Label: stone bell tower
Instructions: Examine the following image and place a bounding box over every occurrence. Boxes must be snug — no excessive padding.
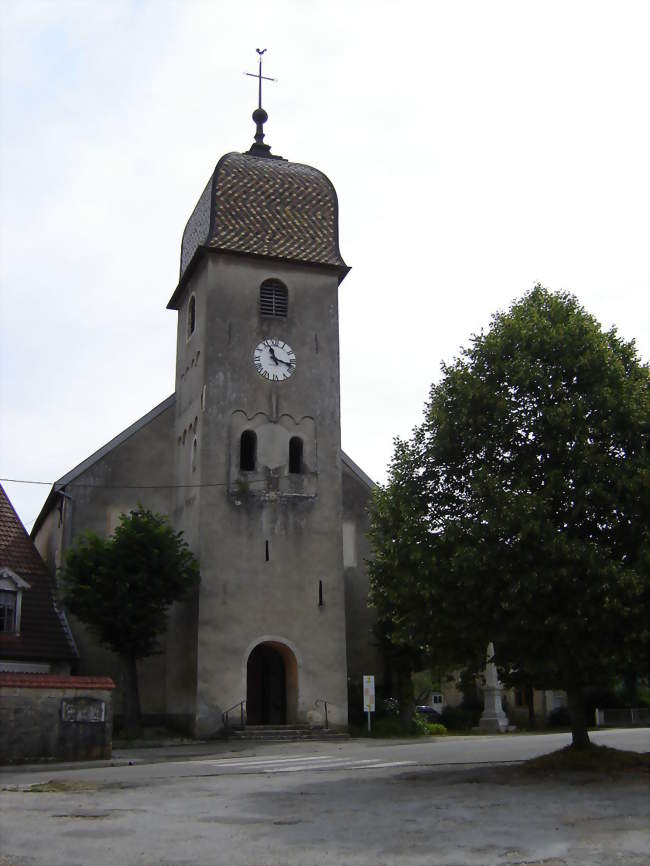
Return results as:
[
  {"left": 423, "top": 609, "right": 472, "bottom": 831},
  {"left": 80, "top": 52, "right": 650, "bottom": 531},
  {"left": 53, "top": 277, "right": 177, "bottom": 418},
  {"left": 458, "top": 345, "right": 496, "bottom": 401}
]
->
[{"left": 166, "top": 75, "right": 351, "bottom": 736}]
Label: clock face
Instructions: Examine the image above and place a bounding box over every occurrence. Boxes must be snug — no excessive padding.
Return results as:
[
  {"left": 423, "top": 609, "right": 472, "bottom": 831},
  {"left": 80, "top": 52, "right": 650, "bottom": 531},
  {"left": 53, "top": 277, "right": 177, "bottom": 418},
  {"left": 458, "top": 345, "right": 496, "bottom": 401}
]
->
[{"left": 253, "top": 338, "right": 296, "bottom": 381}]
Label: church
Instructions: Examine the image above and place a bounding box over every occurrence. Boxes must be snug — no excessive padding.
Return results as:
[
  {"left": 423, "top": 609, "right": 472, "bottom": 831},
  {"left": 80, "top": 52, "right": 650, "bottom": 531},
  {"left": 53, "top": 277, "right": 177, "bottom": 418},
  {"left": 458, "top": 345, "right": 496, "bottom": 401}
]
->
[{"left": 32, "top": 88, "right": 383, "bottom": 737}]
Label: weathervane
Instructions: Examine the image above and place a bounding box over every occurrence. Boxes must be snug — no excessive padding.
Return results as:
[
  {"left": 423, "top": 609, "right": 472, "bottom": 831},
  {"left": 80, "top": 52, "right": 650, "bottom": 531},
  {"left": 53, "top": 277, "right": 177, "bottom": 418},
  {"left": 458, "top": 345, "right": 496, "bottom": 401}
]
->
[{"left": 245, "top": 48, "right": 278, "bottom": 157}]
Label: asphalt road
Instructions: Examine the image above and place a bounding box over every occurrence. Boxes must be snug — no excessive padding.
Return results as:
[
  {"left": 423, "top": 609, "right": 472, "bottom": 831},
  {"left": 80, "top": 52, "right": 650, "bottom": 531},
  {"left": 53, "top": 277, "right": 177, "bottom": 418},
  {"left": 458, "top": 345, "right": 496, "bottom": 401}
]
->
[{"left": 1, "top": 728, "right": 649, "bottom": 866}]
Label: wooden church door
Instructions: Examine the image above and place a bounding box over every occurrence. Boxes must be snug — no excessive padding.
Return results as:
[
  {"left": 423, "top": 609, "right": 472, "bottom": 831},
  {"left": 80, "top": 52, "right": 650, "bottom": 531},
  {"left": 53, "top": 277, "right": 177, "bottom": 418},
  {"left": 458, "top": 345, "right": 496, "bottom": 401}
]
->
[{"left": 246, "top": 643, "right": 287, "bottom": 725}]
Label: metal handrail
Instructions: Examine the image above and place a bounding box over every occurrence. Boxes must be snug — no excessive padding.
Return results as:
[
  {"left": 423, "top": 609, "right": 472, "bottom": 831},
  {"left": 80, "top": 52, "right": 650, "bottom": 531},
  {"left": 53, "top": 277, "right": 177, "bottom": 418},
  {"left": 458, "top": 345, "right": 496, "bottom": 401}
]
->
[
  {"left": 222, "top": 699, "right": 246, "bottom": 730},
  {"left": 314, "top": 698, "right": 330, "bottom": 729}
]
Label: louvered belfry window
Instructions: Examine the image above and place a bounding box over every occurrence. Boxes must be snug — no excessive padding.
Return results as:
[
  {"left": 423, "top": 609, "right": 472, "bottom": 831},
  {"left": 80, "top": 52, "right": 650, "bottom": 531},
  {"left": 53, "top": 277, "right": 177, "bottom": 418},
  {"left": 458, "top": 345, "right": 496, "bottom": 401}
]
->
[{"left": 260, "top": 279, "right": 288, "bottom": 318}]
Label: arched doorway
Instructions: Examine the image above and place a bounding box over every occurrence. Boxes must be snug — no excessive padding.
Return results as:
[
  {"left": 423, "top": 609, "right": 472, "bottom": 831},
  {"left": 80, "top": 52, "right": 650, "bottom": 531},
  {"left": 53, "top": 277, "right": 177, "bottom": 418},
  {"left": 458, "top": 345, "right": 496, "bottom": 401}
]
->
[{"left": 246, "top": 641, "right": 297, "bottom": 725}]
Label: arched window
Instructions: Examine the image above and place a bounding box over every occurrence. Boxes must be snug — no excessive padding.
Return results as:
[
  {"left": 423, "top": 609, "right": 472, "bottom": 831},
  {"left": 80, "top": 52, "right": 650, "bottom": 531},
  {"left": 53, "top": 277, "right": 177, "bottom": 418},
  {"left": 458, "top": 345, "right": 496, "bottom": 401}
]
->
[
  {"left": 187, "top": 294, "right": 196, "bottom": 339},
  {"left": 289, "top": 436, "right": 303, "bottom": 474},
  {"left": 240, "top": 430, "right": 257, "bottom": 471},
  {"left": 191, "top": 436, "right": 198, "bottom": 472},
  {"left": 260, "top": 279, "right": 288, "bottom": 318}
]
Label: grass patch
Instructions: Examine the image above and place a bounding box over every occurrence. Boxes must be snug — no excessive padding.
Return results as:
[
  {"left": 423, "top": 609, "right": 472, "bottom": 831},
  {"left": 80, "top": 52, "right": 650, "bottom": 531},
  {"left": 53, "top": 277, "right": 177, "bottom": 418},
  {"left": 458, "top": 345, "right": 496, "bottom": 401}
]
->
[
  {"left": 523, "top": 744, "right": 650, "bottom": 774},
  {"left": 350, "top": 718, "right": 413, "bottom": 738},
  {"left": 350, "top": 717, "right": 447, "bottom": 738},
  {"left": 20, "top": 780, "right": 99, "bottom": 793}
]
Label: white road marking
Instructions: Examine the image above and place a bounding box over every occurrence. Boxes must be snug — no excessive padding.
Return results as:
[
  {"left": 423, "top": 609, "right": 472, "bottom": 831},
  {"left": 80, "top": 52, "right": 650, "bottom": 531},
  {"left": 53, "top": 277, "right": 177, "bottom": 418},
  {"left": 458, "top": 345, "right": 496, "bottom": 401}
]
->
[
  {"left": 263, "top": 760, "right": 414, "bottom": 774},
  {"left": 356, "top": 761, "right": 413, "bottom": 769},
  {"left": 172, "top": 754, "right": 334, "bottom": 769},
  {"left": 202, "top": 755, "right": 336, "bottom": 768},
  {"left": 262, "top": 758, "right": 377, "bottom": 773},
  {"left": 172, "top": 754, "right": 416, "bottom": 776}
]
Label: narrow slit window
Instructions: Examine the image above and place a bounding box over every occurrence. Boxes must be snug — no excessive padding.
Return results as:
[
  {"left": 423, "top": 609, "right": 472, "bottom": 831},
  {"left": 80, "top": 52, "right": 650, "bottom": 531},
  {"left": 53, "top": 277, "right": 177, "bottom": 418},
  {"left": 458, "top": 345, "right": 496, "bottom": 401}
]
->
[
  {"left": 240, "top": 430, "right": 257, "bottom": 471},
  {"left": 260, "top": 279, "right": 288, "bottom": 318},
  {"left": 318, "top": 580, "right": 324, "bottom": 607},
  {"left": 289, "top": 437, "right": 303, "bottom": 474},
  {"left": 187, "top": 294, "right": 196, "bottom": 338}
]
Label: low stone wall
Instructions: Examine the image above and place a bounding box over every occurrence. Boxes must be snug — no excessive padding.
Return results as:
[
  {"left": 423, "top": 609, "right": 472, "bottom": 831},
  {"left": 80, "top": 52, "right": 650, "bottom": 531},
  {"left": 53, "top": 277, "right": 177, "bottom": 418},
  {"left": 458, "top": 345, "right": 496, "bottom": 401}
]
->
[{"left": 0, "top": 673, "right": 115, "bottom": 763}]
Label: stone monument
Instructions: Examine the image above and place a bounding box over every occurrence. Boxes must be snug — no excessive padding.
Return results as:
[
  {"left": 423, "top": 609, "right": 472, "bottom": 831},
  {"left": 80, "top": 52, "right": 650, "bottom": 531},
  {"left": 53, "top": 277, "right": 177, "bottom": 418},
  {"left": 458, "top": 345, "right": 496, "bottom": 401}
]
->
[{"left": 479, "top": 642, "right": 510, "bottom": 732}]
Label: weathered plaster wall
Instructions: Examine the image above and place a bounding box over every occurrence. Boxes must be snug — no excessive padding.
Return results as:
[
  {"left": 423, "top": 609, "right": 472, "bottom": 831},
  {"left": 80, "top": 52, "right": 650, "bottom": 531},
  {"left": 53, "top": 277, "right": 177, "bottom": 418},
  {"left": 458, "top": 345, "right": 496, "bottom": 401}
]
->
[
  {"left": 173, "top": 252, "right": 349, "bottom": 735},
  {"left": 0, "top": 675, "right": 114, "bottom": 763},
  {"left": 32, "top": 403, "right": 195, "bottom": 726},
  {"left": 342, "top": 465, "right": 385, "bottom": 689},
  {"left": 32, "top": 245, "right": 372, "bottom": 736},
  {"left": 32, "top": 506, "right": 63, "bottom": 574}
]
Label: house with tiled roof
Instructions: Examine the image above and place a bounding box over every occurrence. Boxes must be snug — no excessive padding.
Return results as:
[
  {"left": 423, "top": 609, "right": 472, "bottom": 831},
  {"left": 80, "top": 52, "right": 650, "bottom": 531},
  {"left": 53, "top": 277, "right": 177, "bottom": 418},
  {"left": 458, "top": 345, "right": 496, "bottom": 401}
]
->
[{"left": 0, "top": 484, "right": 77, "bottom": 673}]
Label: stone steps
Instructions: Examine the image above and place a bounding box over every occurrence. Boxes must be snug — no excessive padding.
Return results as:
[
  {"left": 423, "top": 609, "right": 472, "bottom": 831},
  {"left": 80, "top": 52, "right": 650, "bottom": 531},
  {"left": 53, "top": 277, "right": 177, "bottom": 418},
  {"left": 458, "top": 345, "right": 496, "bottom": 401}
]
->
[{"left": 227, "top": 724, "right": 349, "bottom": 741}]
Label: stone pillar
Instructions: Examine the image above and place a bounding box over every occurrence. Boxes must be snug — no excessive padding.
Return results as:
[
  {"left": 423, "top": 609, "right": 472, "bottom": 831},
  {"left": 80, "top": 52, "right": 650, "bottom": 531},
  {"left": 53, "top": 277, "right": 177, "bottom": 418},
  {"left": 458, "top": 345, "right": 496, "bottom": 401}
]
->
[{"left": 479, "top": 642, "right": 510, "bottom": 732}]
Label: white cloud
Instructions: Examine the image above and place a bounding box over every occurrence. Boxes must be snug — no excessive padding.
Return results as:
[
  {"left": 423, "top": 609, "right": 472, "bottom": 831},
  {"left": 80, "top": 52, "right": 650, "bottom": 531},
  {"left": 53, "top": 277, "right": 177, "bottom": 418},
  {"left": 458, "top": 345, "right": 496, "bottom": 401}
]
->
[{"left": 1, "top": 0, "right": 648, "bottom": 526}]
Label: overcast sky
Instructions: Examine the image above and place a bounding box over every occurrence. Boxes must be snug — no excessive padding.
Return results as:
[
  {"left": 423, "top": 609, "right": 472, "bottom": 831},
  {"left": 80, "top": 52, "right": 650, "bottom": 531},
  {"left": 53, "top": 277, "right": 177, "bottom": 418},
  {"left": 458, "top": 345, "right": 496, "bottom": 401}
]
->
[{"left": 1, "top": 0, "right": 648, "bottom": 531}]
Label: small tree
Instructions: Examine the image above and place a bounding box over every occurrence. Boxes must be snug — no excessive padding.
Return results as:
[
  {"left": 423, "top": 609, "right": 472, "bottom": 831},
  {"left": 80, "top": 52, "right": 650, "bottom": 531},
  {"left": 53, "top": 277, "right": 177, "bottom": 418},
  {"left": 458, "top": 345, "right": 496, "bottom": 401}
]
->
[
  {"left": 369, "top": 286, "right": 650, "bottom": 750},
  {"left": 60, "top": 507, "right": 200, "bottom": 738}
]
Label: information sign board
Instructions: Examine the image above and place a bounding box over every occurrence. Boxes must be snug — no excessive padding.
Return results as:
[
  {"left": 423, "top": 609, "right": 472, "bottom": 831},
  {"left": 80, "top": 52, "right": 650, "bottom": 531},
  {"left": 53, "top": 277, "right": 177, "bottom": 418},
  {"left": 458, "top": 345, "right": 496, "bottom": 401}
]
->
[{"left": 363, "top": 675, "right": 375, "bottom": 712}]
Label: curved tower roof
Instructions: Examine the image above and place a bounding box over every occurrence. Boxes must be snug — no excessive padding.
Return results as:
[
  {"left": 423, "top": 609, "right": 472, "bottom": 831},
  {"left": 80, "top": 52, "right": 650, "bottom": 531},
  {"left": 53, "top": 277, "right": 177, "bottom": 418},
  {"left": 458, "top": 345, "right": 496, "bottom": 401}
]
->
[{"left": 169, "top": 120, "right": 348, "bottom": 308}]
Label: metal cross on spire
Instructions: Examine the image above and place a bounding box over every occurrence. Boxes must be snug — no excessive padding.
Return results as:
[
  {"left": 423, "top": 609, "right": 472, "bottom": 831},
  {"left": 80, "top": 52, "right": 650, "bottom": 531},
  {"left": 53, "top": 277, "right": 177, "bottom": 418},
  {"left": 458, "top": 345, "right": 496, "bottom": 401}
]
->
[
  {"left": 245, "top": 48, "right": 277, "bottom": 110},
  {"left": 244, "top": 49, "right": 278, "bottom": 158}
]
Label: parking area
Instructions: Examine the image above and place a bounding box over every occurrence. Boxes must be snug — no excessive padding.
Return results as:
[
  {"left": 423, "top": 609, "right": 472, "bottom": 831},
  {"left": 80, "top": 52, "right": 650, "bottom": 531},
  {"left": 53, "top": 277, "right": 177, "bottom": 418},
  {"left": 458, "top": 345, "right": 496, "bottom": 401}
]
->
[{"left": 1, "top": 729, "right": 648, "bottom": 866}]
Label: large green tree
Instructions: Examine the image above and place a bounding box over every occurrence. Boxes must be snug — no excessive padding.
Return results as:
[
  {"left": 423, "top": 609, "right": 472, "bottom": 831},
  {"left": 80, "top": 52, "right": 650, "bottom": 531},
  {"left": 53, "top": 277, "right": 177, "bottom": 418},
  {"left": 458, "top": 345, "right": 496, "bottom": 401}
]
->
[
  {"left": 60, "top": 507, "right": 200, "bottom": 738},
  {"left": 369, "top": 286, "right": 649, "bottom": 749}
]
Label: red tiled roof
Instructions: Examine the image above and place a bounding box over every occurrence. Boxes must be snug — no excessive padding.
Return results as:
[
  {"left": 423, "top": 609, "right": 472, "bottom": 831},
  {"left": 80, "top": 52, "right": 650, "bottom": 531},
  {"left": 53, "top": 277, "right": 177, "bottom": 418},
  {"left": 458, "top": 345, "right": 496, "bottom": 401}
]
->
[
  {"left": 0, "top": 484, "right": 76, "bottom": 662},
  {"left": 0, "top": 673, "right": 114, "bottom": 689}
]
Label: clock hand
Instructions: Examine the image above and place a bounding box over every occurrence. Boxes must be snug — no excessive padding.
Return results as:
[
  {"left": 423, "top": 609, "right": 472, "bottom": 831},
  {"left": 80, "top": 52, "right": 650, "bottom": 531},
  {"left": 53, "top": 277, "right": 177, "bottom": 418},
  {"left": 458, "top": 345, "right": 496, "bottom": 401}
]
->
[{"left": 268, "top": 346, "right": 293, "bottom": 368}]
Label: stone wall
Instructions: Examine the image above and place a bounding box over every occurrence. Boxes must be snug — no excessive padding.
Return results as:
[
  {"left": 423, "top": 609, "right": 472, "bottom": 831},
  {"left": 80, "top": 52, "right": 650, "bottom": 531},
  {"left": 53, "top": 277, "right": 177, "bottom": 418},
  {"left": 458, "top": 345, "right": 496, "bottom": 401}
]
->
[
  {"left": 342, "top": 459, "right": 384, "bottom": 688},
  {"left": 0, "top": 673, "right": 115, "bottom": 763}
]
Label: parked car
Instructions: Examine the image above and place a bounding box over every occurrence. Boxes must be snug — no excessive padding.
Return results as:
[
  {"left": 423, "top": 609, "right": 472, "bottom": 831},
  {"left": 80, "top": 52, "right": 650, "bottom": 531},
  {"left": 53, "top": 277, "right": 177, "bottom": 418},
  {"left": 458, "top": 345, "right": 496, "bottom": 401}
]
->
[{"left": 415, "top": 705, "right": 442, "bottom": 720}]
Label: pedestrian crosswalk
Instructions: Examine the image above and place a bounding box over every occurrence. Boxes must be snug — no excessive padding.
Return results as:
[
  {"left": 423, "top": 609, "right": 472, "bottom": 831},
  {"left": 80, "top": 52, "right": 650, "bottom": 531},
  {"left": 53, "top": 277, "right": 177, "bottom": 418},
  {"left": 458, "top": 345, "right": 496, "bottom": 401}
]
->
[{"left": 175, "top": 753, "right": 415, "bottom": 776}]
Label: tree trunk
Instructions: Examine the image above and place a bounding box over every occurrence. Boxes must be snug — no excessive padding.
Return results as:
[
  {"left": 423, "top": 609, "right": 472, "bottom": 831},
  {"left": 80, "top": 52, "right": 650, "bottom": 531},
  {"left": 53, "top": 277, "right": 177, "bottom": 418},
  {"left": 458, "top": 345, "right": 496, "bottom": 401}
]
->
[
  {"left": 623, "top": 670, "right": 637, "bottom": 707},
  {"left": 566, "top": 682, "right": 591, "bottom": 750},
  {"left": 122, "top": 656, "right": 143, "bottom": 740},
  {"left": 526, "top": 683, "right": 536, "bottom": 729},
  {"left": 396, "top": 659, "right": 414, "bottom": 725}
]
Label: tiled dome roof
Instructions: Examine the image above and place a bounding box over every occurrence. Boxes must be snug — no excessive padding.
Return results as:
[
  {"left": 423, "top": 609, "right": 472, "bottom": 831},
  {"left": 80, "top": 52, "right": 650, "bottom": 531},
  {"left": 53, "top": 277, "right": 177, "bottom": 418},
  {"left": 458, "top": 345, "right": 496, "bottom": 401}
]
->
[{"left": 177, "top": 151, "right": 347, "bottom": 288}]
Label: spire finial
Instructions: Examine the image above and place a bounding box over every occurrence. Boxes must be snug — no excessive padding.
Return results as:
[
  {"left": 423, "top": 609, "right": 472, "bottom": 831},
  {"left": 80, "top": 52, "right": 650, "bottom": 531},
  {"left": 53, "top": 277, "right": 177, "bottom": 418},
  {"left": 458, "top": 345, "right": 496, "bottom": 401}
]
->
[{"left": 244, "top": 49, "right": 278, "bottom": 157}]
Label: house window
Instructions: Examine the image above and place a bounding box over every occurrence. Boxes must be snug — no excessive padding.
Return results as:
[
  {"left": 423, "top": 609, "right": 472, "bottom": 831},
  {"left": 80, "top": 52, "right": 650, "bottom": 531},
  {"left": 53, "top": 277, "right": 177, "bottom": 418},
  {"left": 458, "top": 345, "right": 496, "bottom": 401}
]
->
[
  {"left": 0, "top": 590, "right": 16, "bottom": 633},
  {"left": 289, "top": 437, "right": 303, "bottom": 474},
  {"left": 0, "top": 568, "right": 30, "bottom": 636},
  {"left": 187, "top": 293, "right": 196, "bottom": 339},
  {"left": 240, "top": 430, "right": 257, "bottom": 471},
  {"left": 260, "top": 280, "right": 288, "bottom": 318}
]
